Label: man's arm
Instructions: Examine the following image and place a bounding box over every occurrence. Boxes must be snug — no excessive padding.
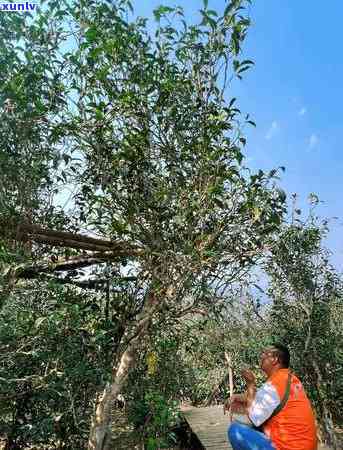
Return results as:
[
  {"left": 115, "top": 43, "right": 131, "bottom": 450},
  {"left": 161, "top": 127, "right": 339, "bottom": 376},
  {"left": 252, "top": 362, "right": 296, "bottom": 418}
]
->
[
  {"left": 242, "top": 369, "right": 257, "bottom": 412},
  {"left": 224, "top": 370, "right": 257, "bottom": 418},
  {"left": 245, "top": 383, "right": 257, "bottom": 408},
  {"left": 247, "top": 382, "right": 281, "bottom": 427}
]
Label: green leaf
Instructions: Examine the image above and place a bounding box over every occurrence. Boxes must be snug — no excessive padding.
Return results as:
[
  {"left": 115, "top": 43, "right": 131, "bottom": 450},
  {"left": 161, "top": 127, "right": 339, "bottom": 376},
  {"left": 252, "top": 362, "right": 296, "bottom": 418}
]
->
[
  {"left": 224, "top": 0, "right": 239, "bottom": 16},
  {"left": 240, "top": 59, "right": 254, "bottom": 66},
  {"left": 35, "top": 317, "right": 47, "bottom": 329},
  {"left": 95, "top": 109, "right": 104, "bottom": 120},
  {"left": 232, "top": 31, "right": 240, "bottom": 55},
  {"left": 85, "top": 27, "right": 98, "bottom": 43},
  {"left": 147, "top": 437, "right": 158, "bottom": 450},
  {"left": 153, "top": 5, "right": 174, "bottom": 21},
  {"left": 238, "top": 65, "right": 252, "bottom": 74},
  {"left": 62, "top": 154, "right": 70, "bottom": 165},
  {"left": 229, "top": 97, "right": 236, "bottom": 108},
  {"left": 207, "top": 9, "right": 218, "bottom": 17},
  {"left": 127, "top": 0, "right": 133, "bottom": 13}
]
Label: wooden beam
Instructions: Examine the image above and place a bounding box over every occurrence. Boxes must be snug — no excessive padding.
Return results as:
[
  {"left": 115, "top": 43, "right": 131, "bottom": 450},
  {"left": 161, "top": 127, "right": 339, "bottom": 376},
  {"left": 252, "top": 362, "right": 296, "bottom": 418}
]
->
[
  {"left": 15, "top": 222, "right": 143, "bottom": 256},
  {"left": 35, "top": 274, "right": 108, "bottom": 290},
  {"left": 22, "top": 224, "right": 115, "bottom": 248},
  {"left": 33, "top": 274, "right": 137, "bottom": 291},
  {"left": 13, "top": 254, "right": 111, "bottom": 278}
]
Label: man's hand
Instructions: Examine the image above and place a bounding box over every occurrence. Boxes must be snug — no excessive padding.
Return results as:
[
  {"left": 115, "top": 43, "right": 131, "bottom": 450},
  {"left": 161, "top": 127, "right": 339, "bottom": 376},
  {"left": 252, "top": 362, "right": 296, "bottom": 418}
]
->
[
  {"left": 241, "top": 369, "right": 256, "bottom": 385},
  {"left": 224, "top": 370, "right": 257, "bottom": 419},
  {"left": 241, "top": 369, "right": 257, "bottom": 409},
  {"left": 223, "top": 393, "right": 247, "bottom": 417}
]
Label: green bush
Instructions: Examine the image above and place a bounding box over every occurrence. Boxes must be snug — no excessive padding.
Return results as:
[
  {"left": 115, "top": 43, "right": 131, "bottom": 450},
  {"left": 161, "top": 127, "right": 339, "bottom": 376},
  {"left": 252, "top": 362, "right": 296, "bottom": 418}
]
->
[{"left": 129, "top": 391, "right": 179, "bottom": 450}]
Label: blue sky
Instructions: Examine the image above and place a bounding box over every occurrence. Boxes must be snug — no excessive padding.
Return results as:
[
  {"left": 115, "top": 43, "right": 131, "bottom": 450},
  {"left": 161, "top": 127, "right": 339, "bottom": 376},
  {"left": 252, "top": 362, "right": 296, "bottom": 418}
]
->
[{"left": 134, "top": 0, "right": 343, "bottom": 269}]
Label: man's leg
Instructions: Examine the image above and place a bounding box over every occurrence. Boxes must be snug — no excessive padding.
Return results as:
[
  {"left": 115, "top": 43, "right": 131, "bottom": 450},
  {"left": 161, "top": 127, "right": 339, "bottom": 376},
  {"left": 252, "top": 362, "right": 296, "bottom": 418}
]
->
[{"left": 228, "top": 422, "right": 275, "bottom": 450}]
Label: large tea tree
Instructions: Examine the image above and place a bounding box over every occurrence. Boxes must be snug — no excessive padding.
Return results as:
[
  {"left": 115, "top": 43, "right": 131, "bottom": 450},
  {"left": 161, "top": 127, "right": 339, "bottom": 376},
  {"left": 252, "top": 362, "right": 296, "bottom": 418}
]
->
[{"left": 0, "top": 0, "right": 287, "bottom": 448}]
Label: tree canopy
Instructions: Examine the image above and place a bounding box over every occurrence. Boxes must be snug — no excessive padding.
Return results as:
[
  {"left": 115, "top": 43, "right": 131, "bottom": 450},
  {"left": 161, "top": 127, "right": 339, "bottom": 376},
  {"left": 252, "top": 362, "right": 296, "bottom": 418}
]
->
[{"left": 0, "top": 1, "right": 342, "bottom": 449}]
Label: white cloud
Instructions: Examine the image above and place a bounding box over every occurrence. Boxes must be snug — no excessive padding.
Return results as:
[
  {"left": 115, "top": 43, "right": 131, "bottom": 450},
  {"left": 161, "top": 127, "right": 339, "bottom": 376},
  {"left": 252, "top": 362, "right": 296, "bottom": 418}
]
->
[
  {"left": 298, "top": 107, "right": 307, "bottom": 116},
  {"left": 265, "top": 121, "right": 279, "bottom": 140},
  {"left": 309, "top": 133, "right": 319, "bottom": 149}
]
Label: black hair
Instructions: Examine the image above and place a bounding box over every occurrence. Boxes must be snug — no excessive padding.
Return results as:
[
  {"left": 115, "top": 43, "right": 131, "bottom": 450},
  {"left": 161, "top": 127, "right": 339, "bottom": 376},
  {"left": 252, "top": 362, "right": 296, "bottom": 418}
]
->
[{"left": 272, "top": 343, "right": 290, "bottom": 368}]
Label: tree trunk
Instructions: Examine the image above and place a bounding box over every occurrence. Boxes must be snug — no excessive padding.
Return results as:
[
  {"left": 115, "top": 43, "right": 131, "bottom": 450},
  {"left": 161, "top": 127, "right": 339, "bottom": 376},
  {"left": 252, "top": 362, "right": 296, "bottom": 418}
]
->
[
  {"left": 312, "top": 360, "right": 340, "bottom": 450},
  {"left": 87, "top": 293, "right": 158, "bottom": 450}
]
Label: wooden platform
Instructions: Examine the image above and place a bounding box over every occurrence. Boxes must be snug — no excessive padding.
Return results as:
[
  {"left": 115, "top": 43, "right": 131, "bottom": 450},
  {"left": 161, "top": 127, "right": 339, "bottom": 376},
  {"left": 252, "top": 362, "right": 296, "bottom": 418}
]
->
[
  {"left": 181, "top": 405, "right": 233, "bottom": 449},
  {"left": 181, "top": 405, "right": 331, "bottom": 450}
]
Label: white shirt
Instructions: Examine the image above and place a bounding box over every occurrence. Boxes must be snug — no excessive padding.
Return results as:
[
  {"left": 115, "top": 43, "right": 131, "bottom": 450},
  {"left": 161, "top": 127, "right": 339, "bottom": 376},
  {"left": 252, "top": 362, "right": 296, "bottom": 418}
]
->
[{"left": 248, "top": 382, "right": 281, "bottom": 427}]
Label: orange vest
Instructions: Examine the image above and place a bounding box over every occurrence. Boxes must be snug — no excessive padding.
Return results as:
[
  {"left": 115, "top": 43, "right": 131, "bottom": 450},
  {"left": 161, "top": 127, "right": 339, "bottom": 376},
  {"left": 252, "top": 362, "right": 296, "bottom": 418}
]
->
[{"left": 263, "top": 369, "right": 318, "bottom": 450}]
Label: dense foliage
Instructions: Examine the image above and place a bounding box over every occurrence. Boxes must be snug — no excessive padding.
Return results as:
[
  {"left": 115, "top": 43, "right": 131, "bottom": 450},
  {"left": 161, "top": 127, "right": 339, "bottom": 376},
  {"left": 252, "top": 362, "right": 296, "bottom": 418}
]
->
[{"left": 0, "top": 0, "right": 342, "bottom": 449}]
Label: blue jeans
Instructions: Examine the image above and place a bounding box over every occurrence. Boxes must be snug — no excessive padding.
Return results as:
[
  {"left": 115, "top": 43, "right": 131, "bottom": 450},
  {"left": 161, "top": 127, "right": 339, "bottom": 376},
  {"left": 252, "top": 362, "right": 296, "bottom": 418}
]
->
[{"left": 228, "top": 422, "right": 275, "bottom": 450}]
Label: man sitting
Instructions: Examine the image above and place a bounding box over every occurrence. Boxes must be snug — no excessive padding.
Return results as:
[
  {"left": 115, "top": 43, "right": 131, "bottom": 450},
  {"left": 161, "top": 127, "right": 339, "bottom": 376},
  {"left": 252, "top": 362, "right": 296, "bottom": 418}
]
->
[{"left": 225, "top": 344, "right": 317, "bottom": 450}]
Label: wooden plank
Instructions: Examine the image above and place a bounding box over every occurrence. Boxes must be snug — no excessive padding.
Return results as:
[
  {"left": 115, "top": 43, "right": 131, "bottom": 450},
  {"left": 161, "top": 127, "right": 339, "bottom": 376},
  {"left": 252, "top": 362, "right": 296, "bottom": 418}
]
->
[{"left": 181, "top": 405, "right": 231, "bottom": 449}]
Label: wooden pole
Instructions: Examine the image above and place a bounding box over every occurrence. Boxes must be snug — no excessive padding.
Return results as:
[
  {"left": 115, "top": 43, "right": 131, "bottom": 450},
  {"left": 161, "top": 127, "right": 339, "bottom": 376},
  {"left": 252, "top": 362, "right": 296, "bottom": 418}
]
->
[
  {"left": 224, "top": 352, "right": 234, "bottom": 420},
  {"left": 224, "top": 352, "right": 234, "bottom": 398}
]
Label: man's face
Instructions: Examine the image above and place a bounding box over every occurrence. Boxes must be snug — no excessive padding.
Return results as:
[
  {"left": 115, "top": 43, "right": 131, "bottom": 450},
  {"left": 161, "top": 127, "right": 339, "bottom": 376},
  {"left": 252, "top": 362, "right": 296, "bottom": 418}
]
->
[{"left": 259, "top": 347, "right": 278, "bottom": 375}]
